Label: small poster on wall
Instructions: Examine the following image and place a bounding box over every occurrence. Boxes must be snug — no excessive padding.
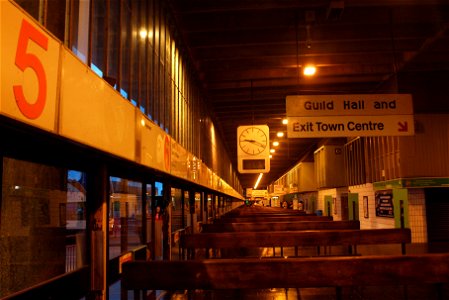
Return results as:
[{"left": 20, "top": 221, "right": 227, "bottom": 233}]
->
[
  {"left": 363, "top": 196, "right": 369, "bottom": 218},
  {"left": 375, "top": 190, "right": 394, "bottom": 218}
]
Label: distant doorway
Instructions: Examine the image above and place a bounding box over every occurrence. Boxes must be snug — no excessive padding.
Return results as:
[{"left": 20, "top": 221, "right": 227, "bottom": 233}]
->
[
  {"left": 425, "top": 188, "right": 449, "bottom": 252},
  {"left": 341, "top": 193, "right": 349, "bottom": 220}
]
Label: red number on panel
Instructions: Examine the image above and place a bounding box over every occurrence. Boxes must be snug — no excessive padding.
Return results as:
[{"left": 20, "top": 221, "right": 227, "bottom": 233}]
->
[{"left": 13, "top": 19, "right": 48, "bottom": 119}]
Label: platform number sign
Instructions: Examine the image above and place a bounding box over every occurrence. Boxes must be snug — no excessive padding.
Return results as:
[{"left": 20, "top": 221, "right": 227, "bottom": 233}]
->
[
  {"left": 1, "top": 1, "right": 59, "bottom": 131},
  {"left": 13, "top": 19, "right": 49, "bottom": 119}
]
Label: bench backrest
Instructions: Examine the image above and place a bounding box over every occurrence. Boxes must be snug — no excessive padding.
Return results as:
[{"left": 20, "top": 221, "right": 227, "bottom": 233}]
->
[
  {"left": 202, "top": 220, "right": 360, "bottom": 232},
  {"left": 214, "top": 215, "right": 333, "bottom": 223},
  {"left": 181, "top": 228, "right": 411, "bottom": 249}
]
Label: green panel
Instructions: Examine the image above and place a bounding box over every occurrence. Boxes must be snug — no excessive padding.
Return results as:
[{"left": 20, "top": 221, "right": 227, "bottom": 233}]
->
[
  {"left": 324, "top": 195, "right": 333, "bottom": 217},
  {"left": 310, "top": 195, "right": 317, "bottom": 212},
  {"left": 374, "top": 177, "right": 449, "bottom": 190},
  {"left": 373, "top": 179, "right": 403, "bottom": 190},
  {"left": 393, "top": 188, "right": 409, "bottom": 228},
  {"left": 404, "top": 177, "right": 449, "bottom": 188},
  {"left": 348, "top": 193, "right": 359, "bottom": 220}
]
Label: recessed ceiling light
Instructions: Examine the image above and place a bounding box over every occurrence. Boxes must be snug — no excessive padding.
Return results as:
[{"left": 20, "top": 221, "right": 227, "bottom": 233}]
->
[{"left": 303, "top": 65, "right": 317, "bottom": 76}]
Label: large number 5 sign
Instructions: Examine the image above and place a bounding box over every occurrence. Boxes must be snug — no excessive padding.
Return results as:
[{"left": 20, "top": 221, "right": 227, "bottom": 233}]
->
[{"left": 13, "top": 19, "right": 48, "bottom": 119}]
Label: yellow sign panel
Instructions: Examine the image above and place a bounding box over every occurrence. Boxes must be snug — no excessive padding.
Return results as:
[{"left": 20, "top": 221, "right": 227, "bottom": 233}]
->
[
  {"left": 59, "top": 50, "right": 136, "bottom": 161},
  {"left": 286, "top": 94, "right": 413, "bottom": 117},
  {"left": 1, "top": 0, "right": 60, "bottom": 131},
  {"left": 286, "top": 94, "right": 414, "bottom": 138}
]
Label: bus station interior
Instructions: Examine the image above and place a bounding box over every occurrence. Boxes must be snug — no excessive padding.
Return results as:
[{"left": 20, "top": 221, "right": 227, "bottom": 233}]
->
[{"left": 1, "top": 0, "right": 449, "bottom": 299}]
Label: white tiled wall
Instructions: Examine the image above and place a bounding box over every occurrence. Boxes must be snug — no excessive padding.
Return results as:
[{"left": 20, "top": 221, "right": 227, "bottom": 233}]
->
[
  {"left": 349, "top": 184, "right": 427, "bottom": 243},
  {"left": 317, "top": 187, "right": 347, "bottom": 221},
  {"left": 407, "top": 188, "right": 427, "bottom": 243},
  {"left": 350, "top": 184, "right": 394, "bottom": 229}
]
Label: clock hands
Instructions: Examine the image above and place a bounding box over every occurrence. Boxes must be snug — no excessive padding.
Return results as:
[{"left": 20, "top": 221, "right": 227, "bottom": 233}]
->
[{"left": 242, "top": 139, "right": 266, "bottom": 148}]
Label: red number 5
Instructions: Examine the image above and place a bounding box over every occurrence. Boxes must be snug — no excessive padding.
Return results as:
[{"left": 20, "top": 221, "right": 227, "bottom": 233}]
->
[{"left": 13, "top": 19, "right": 48, "bottom": 119}]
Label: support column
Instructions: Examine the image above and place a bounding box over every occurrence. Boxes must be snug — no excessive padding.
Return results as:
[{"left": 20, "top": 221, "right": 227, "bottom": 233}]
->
[{"left": 87, "top": 164, "right": 108, "bottom": 300}]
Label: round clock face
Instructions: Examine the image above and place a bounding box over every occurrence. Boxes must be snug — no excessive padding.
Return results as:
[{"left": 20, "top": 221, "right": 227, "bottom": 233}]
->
[{"left": 239, "top": 127, "right": 268, "bottom": 155}]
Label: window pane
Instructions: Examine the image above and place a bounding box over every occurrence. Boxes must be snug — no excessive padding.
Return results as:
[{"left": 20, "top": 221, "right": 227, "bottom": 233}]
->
[
  {"left": 130, "top": 1, "right": 139, "bottom": 106},
  {"left": 46, "top": 0, "right": 67, "bottom": 42},
  {"left": 195, "top": 192, "right": 201, "bottom": 222},
  {"left": 70, "top": 0, "right": 90, "bottom": 63},
  {"left": 107, "top": 0, "right": 120, "bottom": 87},
  {"left": 170, "top": 188, "right": 182, "bottom": 232},
  {"left": 120, "top": 1, "right": 132, "bottom": 99},
  {"left": 108, "top": 177, "right": 143, "bottom": 259},
  {"left": 1, "top": 158, "right": 87, "bottom": 297},
  {"left": 139, "top": 1, "right": 148, "bottom": 113},
  {"left": 145, "top": 184, "right": 152, "bottom": 244},
  {"left": 14, "top": 0, "right": 40, "bottom": 23},
  {"left": 91, "top": 0, "right": 105, "bottom": 77}
]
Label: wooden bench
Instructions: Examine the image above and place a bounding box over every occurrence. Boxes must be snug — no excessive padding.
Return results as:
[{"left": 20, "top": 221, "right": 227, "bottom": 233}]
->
[
  {"left": 122, "top": 253, "right": 449, "bottom": 299},
  {"left": 181, "top": 228, "right": 411, "bottom": 258},
  {"left": 201, "top": 220, "right": 360, "bottom": 233},
  {"left": 214, "top": 215, "right": 333, "bottom": 223},
  {"left": 222, "top": 206, "right": 307, "bottom": 216},
  {"left": 220, "top": 211, "right": 309, "bottom": 217}
]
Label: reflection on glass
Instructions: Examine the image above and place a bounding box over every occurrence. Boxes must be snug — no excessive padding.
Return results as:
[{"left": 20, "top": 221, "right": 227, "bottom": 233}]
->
[
  {"left": 0, "top": 158, "right": 87, "bottom": 298},
  {"left": 69, "top": 0, "right": 90, "bottom": 63},
  {"left": 195, "top": 192, "right": 201, "bottom": 222},
  {"left": 171, "top": 188, "right": 182, "bottom": 232},
  {"left": 91, "top": 0, "right": 105, "bottom": 76},
  {"left": 108, "top": 177, "right": 143, "bottom": 259}
]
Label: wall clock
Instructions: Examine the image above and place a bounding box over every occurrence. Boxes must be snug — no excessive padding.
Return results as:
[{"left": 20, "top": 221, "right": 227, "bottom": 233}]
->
[{"left": 238, "top": 126, "right": 268, "bottom": 156}]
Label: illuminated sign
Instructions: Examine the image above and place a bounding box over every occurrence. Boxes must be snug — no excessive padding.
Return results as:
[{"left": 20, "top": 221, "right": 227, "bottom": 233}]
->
[
  {"left": 286, "top": 94, "right": 414, "bottom": 137},
  {"left": 288, "top": 115, "right": 414, "bottom": 138},
  {"left": 286, "top": 94, "right": 413, "bottom": 116},
  {"left": 1, "top": 1, "right": 60, "bottom": 131}
]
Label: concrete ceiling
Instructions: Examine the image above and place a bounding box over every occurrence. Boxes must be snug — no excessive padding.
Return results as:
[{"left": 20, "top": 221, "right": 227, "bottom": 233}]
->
[{"left": 168, "top": 0, "right": 449, "bottom": 190}]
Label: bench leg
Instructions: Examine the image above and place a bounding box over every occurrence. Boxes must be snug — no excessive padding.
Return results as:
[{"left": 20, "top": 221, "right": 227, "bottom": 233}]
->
[
  {"left": 435, "top": 283, "right": 445, "bottom": 300},
  {"left": 336, "top": 286, "right": 342, "bottom": 300}
]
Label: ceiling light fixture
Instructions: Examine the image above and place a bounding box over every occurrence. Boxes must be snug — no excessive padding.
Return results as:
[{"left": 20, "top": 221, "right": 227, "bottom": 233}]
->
[
  {"left": 139, "top": 29, "right": 148, "bottom": 40},
  {"left": 273, "top": 141, "right": 279, "bottom": 147},
  {"left": 282, "top": 118, "right": 288, "bottom": 125},
  {"left": 277, "top": 131, "right": 284, "bottom": 138},
  {"left": 254, "top": 173, "right": 263, "bottom": 189},
  {"left": 304, "top": 65, "right": 317, "bottom": 76}
]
